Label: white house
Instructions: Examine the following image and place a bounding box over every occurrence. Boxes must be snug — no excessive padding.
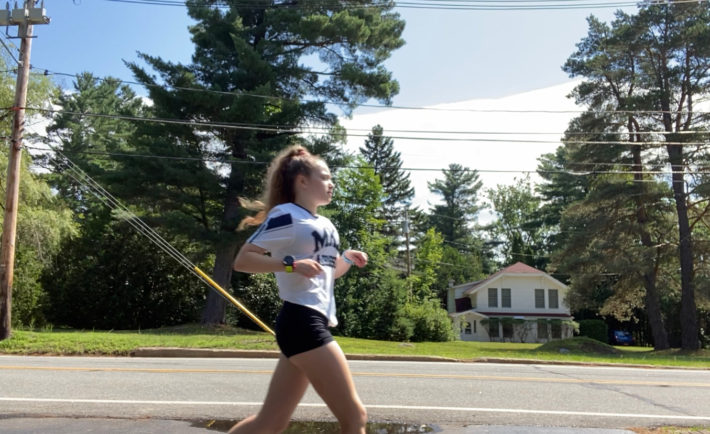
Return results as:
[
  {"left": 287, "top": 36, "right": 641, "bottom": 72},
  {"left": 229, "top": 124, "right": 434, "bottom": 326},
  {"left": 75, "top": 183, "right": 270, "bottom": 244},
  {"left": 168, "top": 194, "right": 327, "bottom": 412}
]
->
[{"left": 447, "top": 262, "right": 574, "bottom": 343}]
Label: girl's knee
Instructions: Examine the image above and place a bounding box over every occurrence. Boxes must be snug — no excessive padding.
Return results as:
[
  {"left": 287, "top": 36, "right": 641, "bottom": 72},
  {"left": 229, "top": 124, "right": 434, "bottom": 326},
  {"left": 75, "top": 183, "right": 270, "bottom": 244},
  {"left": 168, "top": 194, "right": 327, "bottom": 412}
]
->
[
  {"left": 357, "top": 404, "right": 368, "bottom": 426},
  {"left": 341, "top": 404, "right": 367, "bottom": 431}
]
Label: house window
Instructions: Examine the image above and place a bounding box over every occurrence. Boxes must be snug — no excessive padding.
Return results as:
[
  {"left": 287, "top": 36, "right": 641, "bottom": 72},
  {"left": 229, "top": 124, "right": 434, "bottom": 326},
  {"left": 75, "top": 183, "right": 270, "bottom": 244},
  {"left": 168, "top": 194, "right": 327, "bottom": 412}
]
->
[
  {"left": 488, "top": 288, "right": 498, "bottom": 308},
  {"left": 488, "top": 318, "right": 500, "bottom": 339},
  {"left": 502, "top": 288, "right": 511, "bottom": 308},
  {"left": 461, "top": 321, "right": 472, "bottom": 335},
  {"left": 537, "top": 319, "right": 548, "bottom": 339},
  {"left": 473, "top": 320, "right": 477, "bottom": 334},
  {"left": 549, "top": 289, "right": 559, "bottom": 309},
  {"left": 535, "top": 289, "right": 545, "bottom": 308},
  {"left": 455, "top": 297, "right": 472, "bottom": 312},
  {"left": 551, "top": 321, "right": 562, "bottom": 339}
]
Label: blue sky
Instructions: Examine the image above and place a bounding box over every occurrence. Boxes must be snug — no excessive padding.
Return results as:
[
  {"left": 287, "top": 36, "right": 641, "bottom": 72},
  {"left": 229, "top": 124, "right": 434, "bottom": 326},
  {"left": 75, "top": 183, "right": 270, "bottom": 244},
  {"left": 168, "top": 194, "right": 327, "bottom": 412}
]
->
[
  {"left": 29, "top": 1, "right": 629, "bottom": 108},
  {"left": 25, "top": 0, "right": 636, "bottom": 213}
]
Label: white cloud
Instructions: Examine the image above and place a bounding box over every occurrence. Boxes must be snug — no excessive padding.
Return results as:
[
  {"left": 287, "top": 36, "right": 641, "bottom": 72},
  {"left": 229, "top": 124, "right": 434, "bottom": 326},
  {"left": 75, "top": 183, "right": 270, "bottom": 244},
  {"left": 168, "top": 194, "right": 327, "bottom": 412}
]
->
[{"left": 340, "top": 80, "right": 582, "bottom": 216}]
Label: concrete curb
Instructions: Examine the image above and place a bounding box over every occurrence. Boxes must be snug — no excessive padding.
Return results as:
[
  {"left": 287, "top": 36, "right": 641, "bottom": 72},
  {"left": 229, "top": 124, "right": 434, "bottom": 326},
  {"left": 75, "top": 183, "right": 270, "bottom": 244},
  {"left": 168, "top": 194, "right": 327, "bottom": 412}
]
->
[{"left": 129, "top": 347, "right": 708, "bottom": 370}]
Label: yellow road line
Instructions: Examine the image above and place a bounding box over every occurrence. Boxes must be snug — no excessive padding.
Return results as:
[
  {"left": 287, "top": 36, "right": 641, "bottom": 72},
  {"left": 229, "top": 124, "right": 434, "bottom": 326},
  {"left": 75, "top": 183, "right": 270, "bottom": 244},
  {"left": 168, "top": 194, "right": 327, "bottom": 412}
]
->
[
  {"left": 0, "top": 366, "right": 273, "bottom": 374},
  {"left": 0, "top": 365, "right": 708, "bottom": 388},
  {"left": 353, "top": 371, "right": 710, "bottom": 387}
]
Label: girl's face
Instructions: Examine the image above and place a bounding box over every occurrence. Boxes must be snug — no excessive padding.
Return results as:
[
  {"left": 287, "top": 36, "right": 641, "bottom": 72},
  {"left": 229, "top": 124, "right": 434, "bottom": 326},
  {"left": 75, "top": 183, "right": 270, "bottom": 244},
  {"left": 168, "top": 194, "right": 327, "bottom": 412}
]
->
[{"left": 299, "top": 160, "right": 334, "bottom": 206}]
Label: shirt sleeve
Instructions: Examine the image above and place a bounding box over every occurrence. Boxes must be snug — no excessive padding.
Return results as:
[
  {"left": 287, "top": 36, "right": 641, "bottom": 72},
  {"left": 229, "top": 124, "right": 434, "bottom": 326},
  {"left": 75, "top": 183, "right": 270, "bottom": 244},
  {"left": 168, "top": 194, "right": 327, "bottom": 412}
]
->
[{"left": 246, "top": 207, "right": 294, "bottom": 252}]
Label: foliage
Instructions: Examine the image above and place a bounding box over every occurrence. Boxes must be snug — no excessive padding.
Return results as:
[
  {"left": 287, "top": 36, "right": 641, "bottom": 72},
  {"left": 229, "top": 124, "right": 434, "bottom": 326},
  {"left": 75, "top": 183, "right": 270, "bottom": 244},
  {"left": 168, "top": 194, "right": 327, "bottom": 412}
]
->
[
  {"left": 40, "top": 75, "right": 215, "bottom": 329},
  {"left": 326, "top": 157, "right": 384, "bottom": 246},
  {"left": 359, "top": 124, "right": 414, "bottom": 241},
  {"left": 578, "top": 319, "right": 609, "bottom": 344},
  {"left": 535, "top": 146, "right": 590, "bottom": 264},
  {"left": 425, "top": 244, "right": 484, "bottom": 309},
  {"left": 552, "top": 176, "right": 677, "bottom": 317},
  {"left": 562, "top": 3, "right": 710, "bottom": 349},
  {"left": 324, "top": 162, "right": 451, "bottom": 342},
  {"left": 0, "top": 57, "right": 74, "bottom": 328},
  {"left": 407, "top": 228, "right": 443, "bottom": 301},
  {"left": 486, "top": 176, "right": 547, "bottom": 269},
  {"left": 394, "top": 300, "right": 455, "bottom": 342},
  {"left": 125, "top": 0, "right": 406, "bottom": 323},
  {"left": 229, "top": 272, "right": 281, "bottom": 330},
  {"left": 327, "top": 162, "right": 406, "bottom": 339},
  {"left": 43, "top": 73, "right": 146, "bottom": 213},
  {"left": 6, "top": 185, "right": 75, "bottom": 328},
  {"left": 427, "top": 163, "right": 483, "bottom": 244},
  {"left": 42, "top": 220, "right": 205, "bottom": 330}
]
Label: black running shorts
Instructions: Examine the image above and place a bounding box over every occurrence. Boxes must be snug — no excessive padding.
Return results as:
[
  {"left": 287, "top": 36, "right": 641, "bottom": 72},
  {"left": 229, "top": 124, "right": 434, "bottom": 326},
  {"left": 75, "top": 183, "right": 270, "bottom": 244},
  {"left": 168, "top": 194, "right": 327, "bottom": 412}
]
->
[{"left": 275, "top": 301, "right": 334, "bottom": 358}]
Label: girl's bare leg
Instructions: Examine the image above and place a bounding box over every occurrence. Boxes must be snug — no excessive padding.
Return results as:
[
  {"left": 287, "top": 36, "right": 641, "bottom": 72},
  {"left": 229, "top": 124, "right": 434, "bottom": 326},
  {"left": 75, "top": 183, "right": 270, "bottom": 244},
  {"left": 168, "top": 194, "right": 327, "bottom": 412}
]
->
[
  {"left": 228, "top": 355, "right": 309, "bottom": 434},
  {"left": 289, "top": 341, "right": 367, "bottom": 434}
]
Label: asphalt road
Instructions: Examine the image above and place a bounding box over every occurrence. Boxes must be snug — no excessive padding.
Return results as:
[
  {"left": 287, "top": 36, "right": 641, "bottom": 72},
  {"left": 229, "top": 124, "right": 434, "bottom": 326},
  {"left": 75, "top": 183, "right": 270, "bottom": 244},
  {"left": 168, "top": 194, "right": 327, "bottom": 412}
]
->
[{"left": 1, "top": 355, "right": 708, "bottom": 432}]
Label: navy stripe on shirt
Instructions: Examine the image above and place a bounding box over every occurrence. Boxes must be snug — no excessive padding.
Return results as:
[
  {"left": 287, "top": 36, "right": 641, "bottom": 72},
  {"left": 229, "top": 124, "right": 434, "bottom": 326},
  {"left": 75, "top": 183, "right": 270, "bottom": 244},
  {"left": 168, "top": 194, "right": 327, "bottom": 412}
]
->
[
  {"left": 265, "top": 213, "right": 293, "bottom": 231},
  {"left": 247, "top": 213, "right": 293, "bottom": 244}
]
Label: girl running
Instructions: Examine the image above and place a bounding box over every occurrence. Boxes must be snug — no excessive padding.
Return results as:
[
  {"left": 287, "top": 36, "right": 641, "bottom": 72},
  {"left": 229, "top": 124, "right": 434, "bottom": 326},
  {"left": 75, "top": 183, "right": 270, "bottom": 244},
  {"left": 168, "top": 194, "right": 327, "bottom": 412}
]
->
[{"left": 229, "top": 145, "right": 369, "bottom": 434}]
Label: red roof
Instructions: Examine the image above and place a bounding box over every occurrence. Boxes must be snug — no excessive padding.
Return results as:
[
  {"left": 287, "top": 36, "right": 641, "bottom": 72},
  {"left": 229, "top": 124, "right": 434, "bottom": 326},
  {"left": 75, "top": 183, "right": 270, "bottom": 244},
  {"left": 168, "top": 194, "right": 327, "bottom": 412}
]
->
[
  {"left": 500, "top": 262, "right": 545, "bottom": 274},
  {"left": 463, "top": 262, "right": 547, "bottom": 295}
]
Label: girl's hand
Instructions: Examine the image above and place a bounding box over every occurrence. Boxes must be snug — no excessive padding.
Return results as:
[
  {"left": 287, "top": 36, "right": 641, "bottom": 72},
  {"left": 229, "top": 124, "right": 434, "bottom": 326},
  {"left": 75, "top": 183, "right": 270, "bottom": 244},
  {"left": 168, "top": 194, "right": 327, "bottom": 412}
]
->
[
  {"left": 344, "top": 250, "right": 368, "bottom": 268},
  {"left": 294, "top": 259, "right": 324, "bottom": 278}
]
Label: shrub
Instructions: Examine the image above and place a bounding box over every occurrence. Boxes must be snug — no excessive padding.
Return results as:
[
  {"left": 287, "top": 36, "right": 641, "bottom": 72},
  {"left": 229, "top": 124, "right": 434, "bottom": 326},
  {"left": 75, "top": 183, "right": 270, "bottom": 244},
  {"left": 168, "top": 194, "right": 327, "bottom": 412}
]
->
[
  {"left": 43, "top": 222, "right": 204, "bottom": 330},
  {"left": 578, "top": 319, "right": 608, "bottom": 344},
  {"left": 389, "top": 315, "right": 415, "bottom": 342},
  {"left": 395, "top": 300, "right": 455, "bottom": 342},
  {"left": 229, "top": 273, "right": 281, "bottom": 329}
]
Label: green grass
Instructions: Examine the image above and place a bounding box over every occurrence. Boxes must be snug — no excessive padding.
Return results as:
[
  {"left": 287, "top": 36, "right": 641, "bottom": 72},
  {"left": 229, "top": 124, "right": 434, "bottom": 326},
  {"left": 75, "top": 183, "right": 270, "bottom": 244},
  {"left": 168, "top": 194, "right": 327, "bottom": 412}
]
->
[
  {"left": 1, "top": 325, "right": 709, "bottom": 368},
  {"left": 0, "top": 325, "right": 278, "bottom": 356}
]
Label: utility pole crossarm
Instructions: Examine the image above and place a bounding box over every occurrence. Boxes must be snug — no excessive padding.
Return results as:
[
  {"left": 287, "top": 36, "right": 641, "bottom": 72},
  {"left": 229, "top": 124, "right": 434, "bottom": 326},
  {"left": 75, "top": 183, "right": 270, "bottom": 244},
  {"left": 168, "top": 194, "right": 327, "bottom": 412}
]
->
[{"left": 0, "top": 1, "right": 50, "bottom": 27}]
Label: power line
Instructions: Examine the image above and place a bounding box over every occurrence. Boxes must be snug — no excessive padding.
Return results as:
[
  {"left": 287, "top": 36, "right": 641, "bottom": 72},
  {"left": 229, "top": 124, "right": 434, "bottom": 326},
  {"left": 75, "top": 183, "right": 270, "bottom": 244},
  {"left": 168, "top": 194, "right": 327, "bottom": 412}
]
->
[
  {"left": 34, "top": 66, "right": 710, "bottom": 117},
  {"left": 29, "top": 146, "right": 679, "bottom": 262},
  {"left": 34, "top": 146, "right": 275, "bottom": 334},
  {"left": 34, "top": 143, "right": 703, "bottom": 286},
  {"left": 25, "top": 144, "right": 710, "bottom": 178},
  {"left": 97, "top": 0, "right": 707, "bottom": 11},
  {"left": 0, "top": 37, "right": 19, "bottom": 66},
  {"left": 29, "top": 106, "right": 710, "bottom": 147}
]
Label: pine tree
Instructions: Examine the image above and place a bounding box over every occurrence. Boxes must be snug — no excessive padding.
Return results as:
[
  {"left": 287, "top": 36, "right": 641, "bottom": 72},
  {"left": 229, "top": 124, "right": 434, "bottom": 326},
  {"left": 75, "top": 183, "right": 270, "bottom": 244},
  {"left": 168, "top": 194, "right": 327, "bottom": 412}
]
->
[
  {"left": 427, "top": 164, "right": 482, "bottom": 244},
  {"left": 125, "top": 1, "right": 406, "bottom": 324},
  {"left": 562, "top": 4, "right": 710, "bottom": 349},
  {"left": 359, "top": 125, "right": 414, "bottom": 241}
]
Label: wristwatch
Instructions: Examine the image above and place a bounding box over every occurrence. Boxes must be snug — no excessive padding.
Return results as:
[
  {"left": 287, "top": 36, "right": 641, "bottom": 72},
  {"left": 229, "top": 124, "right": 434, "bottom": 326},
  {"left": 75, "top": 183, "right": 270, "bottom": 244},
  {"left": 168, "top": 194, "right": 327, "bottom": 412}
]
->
[
  {"left": 342, "top": 250, "right": 355, "bottom": 266},
  {"left": 282, "top": 255, "right": 295, "bottom": 273}
]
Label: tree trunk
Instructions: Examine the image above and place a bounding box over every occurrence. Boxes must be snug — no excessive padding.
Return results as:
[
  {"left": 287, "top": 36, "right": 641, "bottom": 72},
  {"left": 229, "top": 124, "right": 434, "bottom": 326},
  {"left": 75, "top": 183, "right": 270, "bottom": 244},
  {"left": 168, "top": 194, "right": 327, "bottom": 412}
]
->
[
  {"left": 631, "top": 144, "right": 670, "bottom": 350},
  {"left": 666, "top": 142, "right": 699, "bottom": 350},
  {"left": 201, "top": 241, "right": 240, "bottom": 324},
  {"left": 640, "top": 267, "right": 669, "bottom": 350},
  {"left": 201, "top": 162, "right": 244, "bottom": 325}
]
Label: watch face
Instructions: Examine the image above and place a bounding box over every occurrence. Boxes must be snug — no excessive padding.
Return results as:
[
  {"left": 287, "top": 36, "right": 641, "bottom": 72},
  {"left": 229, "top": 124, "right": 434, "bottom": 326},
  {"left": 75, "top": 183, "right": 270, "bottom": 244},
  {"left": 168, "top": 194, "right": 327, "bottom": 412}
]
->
[{"left": 283, "top": 255, "right": 294, "bottom": 266}]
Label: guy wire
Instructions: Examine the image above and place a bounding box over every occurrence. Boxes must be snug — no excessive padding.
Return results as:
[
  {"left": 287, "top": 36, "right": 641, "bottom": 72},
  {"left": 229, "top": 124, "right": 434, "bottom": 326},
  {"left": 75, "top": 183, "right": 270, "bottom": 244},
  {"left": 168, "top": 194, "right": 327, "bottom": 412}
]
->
[{"left": 43, "top": 147, "right": 275, "bottom": 335}]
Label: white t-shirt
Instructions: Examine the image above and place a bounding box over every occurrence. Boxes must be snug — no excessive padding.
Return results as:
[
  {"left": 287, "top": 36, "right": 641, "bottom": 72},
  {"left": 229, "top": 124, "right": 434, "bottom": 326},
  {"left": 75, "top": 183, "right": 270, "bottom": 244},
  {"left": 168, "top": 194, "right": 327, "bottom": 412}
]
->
[{"left": 247, "top": 203, "right": 340, "bottom": 326}]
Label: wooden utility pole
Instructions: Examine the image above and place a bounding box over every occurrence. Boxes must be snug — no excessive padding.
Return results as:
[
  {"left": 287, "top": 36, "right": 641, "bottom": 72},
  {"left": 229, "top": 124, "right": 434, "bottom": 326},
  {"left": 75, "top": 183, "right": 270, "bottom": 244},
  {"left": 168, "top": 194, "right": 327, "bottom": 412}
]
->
[{"left": 0, "top": 1, "right": 49, "bottom": 340}]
